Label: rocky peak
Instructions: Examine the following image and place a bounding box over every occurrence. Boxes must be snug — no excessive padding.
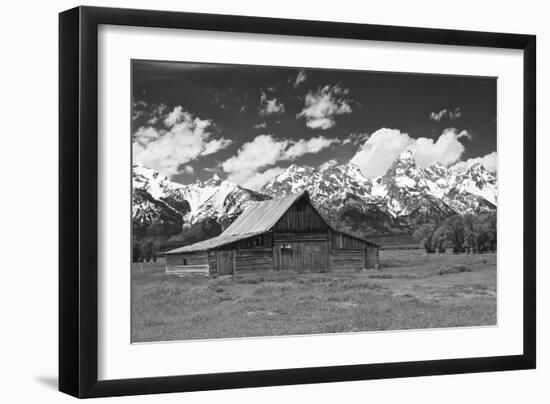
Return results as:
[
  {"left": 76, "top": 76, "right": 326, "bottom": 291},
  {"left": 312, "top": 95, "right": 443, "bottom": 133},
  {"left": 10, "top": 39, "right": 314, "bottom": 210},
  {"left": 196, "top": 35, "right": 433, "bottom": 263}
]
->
[
  {"left": 397, "top": 149, "right": 415, "bottom": 164},
  {"left": 203, "top": 173, "right": 223, "bottom": 187},
  {"left": 382, "top": 151, "right": 424, "bottom": 185},
  {"left": 318, "top": 159, "right": 338, "bottom": 172},
  {"left": 457, "top": 163, "right": 495, "bottom": 187}
]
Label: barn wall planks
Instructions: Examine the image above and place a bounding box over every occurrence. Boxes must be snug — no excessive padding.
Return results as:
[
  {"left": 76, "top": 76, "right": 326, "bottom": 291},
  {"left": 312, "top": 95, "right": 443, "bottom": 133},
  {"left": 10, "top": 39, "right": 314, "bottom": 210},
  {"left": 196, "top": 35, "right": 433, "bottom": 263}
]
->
[
  {"left": 330, "top": 232, "right": 366, "bottom": 249},
  {"left": 366, "top": 245, "right": 379, "bottom": 269},
  {"left": 166, "top": 251, "right": 208, "bottom": 269},
  {"left": 167, "top": 240, "right": 378, "bottom": 274},
  {"left": 273, "top": 198, "right": 329, "bottom": 232},
  {"left": 273, "top": 241, "right": 329, "bottom": 272},
  {"left": 217, "top": 233, "right": 273, "bottom": 250},
  {"left": 274, "top": 232, "right": 328, "bottom": 243},
  {"left": 330, "top": 248, "right": 365, "bottom": 270},
  {"left": 208, "top": 251, "right": 217, "bottom": 276},
  {"left": 216, "top": 250, "right": 234, "bottom": 275},
  {"left": 234, "top": 249, "right": 273, "bottom": 273}
]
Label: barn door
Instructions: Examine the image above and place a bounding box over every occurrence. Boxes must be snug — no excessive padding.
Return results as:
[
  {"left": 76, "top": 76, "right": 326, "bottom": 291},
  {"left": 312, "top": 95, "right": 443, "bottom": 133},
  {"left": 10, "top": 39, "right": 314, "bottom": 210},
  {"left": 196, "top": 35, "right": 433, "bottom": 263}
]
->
[
  {"left": 217, "top": 250, "right": 234, "bottom": 275},
  {"left": 302, "top": 243, "right": 329, "bottom": 273},
  {"left": 281, "top": 246, "right": 293, "bottom": 270},
  {"left": 365, "top": 246, "right": 378, "bottom": 269}
]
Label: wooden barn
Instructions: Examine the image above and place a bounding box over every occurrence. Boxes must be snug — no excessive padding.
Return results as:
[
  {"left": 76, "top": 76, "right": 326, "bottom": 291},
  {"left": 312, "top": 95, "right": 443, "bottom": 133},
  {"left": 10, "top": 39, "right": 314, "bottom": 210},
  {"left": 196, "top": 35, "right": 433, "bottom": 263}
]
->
[{"left": 164, "top": 191, "right": 379, "bottom": 276}]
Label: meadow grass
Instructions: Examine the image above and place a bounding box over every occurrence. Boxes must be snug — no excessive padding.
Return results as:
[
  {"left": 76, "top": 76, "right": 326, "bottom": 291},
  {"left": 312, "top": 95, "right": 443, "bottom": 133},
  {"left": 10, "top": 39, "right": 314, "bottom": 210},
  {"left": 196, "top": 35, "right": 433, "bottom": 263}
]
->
[{"left": 131, "top": 250, "right": 496, "bottom": 342}]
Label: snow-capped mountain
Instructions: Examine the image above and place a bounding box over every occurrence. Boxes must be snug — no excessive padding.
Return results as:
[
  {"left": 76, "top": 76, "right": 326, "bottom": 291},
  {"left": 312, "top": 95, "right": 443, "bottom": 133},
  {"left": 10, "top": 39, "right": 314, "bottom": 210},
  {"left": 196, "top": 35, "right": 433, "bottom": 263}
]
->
[
  {"left": 132, "top": 163, "right": 268, "bottom": 236},
  {"left": 262, "top": 150, "right": 496, "bottom": 231},
  {"left": 262, "top": 160, "right": 372, "bottom": 204},
  {"left": 371, "top": 150, "right": 460, "bottom": 221},
  {"left": 448, "top": 162, "right": 497, "bottom": 205},
  {"left": 174, "top": 173, "right": 269, "bottom": 225},
  {"left": 133, "top": 164, "right": 190, "bottom": 226},
  {"left": 132, "top": 151, "right": 497, "bottom": 243}
]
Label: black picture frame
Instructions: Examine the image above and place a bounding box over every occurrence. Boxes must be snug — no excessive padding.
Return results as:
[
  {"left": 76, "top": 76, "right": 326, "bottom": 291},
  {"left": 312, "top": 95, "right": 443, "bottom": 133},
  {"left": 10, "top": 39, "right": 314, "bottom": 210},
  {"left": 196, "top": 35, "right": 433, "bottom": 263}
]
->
[{"left": 59, "top": 6, "right": 536, "bottom": 398}]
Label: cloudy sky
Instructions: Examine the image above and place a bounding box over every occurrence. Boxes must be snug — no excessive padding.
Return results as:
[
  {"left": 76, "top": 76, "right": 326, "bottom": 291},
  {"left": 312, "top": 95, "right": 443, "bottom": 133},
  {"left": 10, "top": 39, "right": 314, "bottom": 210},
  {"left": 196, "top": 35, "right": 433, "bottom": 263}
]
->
[{"left": 132, "top": 60, "right": 497, "bottom": 190}]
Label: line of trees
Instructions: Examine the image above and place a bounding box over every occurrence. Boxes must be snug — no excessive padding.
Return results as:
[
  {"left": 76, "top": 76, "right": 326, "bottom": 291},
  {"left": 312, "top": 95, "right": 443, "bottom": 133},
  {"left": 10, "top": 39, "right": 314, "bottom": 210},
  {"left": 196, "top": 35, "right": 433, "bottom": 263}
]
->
[
  {"left": 132, "top": 214, "right": 183, "bottom": 263},
  {"left": 132, "top": 236, "right": 161, "bottom": 263},
  {"left": 413, "top": 212, "right": 496, "bottom": 254}
]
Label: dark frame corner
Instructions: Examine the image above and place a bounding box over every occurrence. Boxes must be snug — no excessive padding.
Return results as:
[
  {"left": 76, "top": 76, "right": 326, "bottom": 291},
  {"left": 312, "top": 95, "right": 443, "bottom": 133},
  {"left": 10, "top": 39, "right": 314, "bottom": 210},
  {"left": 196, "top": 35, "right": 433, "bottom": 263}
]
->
[{"left": 59, "top": 6, "right": 536, "bottom": 398}]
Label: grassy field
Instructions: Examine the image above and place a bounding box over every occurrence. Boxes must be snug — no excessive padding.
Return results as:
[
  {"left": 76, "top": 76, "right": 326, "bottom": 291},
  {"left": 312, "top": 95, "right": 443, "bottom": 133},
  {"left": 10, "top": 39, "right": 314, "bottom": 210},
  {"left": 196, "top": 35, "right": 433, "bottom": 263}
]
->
[{"left": 131, "top": 250, "right": 496, "bottom": 342}]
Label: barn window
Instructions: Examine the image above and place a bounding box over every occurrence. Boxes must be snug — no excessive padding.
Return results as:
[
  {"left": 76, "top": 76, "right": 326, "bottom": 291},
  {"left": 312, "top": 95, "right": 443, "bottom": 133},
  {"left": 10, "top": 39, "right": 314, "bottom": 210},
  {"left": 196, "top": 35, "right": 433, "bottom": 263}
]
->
[
  {"left": 254, "top": 236, "right": 263, "bottom": 247},
  {"left": 183, "top": 258, "right": 187, "bottom": 265}
]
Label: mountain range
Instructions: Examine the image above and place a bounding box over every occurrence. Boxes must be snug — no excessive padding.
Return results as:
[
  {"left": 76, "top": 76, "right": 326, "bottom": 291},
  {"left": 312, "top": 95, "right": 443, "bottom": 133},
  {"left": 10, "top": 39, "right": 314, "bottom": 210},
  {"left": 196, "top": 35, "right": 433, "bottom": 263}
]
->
[{"left": 132, "top": 150, "right": 497, "bottom": 246}]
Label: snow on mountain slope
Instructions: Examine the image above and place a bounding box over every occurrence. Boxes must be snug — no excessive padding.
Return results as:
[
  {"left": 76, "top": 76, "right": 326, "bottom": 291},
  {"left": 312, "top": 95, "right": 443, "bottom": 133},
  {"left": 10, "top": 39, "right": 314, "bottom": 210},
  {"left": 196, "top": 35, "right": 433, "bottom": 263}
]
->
[
  {"left": 449, "top": 163, "right": 497, "bottom": 206},
  {"left": 263, "top": 149, "right": 496, "bottom": 222},
  {"left": 260, "top": 164, "right": 317, "bottom": 197},
  {"left": 262, "top": 161, "right": 372, "bottom": 206},
  {"left": 132, "top": 164, "right": 268, "bottom": 231},
  {"left": 132, "top": 150, "right": 497, "bottom": 240},
  {"left": 261, "top": 160, "right": 399, "bottom": 234},
  {"left": 373, "top": 151, "right": 457, "bottom": 217}
]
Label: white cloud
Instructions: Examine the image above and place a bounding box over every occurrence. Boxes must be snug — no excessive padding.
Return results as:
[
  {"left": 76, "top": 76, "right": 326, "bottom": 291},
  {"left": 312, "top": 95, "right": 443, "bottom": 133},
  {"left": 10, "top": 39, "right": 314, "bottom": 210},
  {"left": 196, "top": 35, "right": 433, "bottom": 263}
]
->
[
  {"left": 135, "top": 102, "right": 168, "bottom": 125},
  {"left": 182, "top": 165, "right": 195, "bottom": 174},
  {"left": 222, "top": 134, "right": 338, "bottom": 190},
  {"left": 450, "top": 151, "right": 497, "bottom": 173},
  {"left": 132, "top": 101, "right": 148, "bottom": 121},
  {"left": 429, "top": 110, "right": 446, "bottom": 121},
  {"left": 343, "top": 132, "right": 370, "bottom": 146},
  {"left": 285, "top": 136, "right": 339, "bottom": 159},
  {"left": 133, "top": 126, "right": 161, "bottom": 144},
  {"left": 253, "top": 122, "right": 267, "bottom": 129},
  {"left": 455, "top": 129, "right": 472, "bottom": 140},
  {"left": 450, "top": 108, "right": 462, "bottom": 119},
  {"left": 429, "top": 107, "right": 462, "bottom": 121},
  {"left": 222, "top": 135, "right": 289, "bottom": 176},
  {"left": 202, "top": 137, "right": 233, "bottom": 156},
  {"left": 133, "top": 107, "right": 232, "bottom": 178},
  {"left": 350, "top": 127, "right": 469, "bottom": 178},
  {"left": 164, "top": 105, "right": 192, "bottom": 127},
  {"left": 408, "top": 128, "right": 467, "bottom": 168},
  {"left": 350, "top": 128, "right": 413, "bottom": 178},
  {"left": 297, "top": 84, "right": 352, "bottom": 129},
  {"left": 241, "top": 167, "right": 286, "bottom": 191},
  {"left": 259, "top": 92, "right": 285, "bottom": 117},
  {"left": 294, "top": 69, "right": 307, "bottom": 87}
]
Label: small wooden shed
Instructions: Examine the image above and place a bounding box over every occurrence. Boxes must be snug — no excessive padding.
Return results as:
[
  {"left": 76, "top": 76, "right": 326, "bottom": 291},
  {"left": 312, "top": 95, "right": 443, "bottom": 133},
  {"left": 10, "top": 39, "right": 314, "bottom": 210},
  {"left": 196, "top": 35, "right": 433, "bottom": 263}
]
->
[{"left": 164, "top": 191, "right": 379, "bottom": 276}]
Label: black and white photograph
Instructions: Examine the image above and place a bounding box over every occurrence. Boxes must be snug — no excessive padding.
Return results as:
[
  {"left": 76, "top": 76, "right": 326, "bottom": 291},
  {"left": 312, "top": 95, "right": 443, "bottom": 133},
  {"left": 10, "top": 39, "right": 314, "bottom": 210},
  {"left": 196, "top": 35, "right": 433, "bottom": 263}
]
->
[
  {"left": 0, "top": 0, "right": 545, "bottom": 401},
  {"left": 131, "top": 60, "right": 498, "bottom": 343}
]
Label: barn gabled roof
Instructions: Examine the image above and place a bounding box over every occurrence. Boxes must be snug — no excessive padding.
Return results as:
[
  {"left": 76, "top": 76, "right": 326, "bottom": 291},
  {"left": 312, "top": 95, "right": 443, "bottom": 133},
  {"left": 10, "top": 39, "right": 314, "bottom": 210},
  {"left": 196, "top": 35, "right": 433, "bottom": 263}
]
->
[
  {"left": 165, "top": 191, "right": 308, "bottom": 254},
  {"left": 164, "top": 231, "right": 266, "bottom": 254},
  {"left": 332, "top": 229, "right": 381, "bottom": 248},
  {"left": 165, "top": 190, "right": 380, "bottom": 253},
  {"left": 222, "top": 190, "right": 308, "bottom": 235}
]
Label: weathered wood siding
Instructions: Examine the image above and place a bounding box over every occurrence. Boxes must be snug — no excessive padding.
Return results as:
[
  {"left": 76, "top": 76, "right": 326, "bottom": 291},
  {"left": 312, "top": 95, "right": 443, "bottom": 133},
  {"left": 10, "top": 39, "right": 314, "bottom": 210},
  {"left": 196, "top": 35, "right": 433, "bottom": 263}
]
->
[
  {"left": 233, "top": 249, "right": 273, "bottom": 273},
  {"left": 365, "top": 245, "right": 379, "bottom": 269},
  {"left": 166, "top": 251, "right": 208, "bottom": 268},
  {"left": 274, "top": 232, "right": 328, "bottom": 243},
  {"left": 216, "top": 250, "right": 234, "bottom": 275},
  {"left": 166, "top": 251, "right": 210, "bottom": 275},
  {"left": 330, "top": 249, "right": 365, "bottom": 270},
  {"left": 208, "top": 251, "right": 217, "bottom": 276},
  {"left": 329, "top": 231, "right": 380, "bottom": 270},
  {"left": 273, "top": 241, "right": 329, "bottom": 272},
  {"left": 273, "top": 197, "right": 329, "bottom": 232},
  {"left": 216, "top": 233, "right": 273, "bottom": 250},
  {"left": 330, "top": 231, "right": 366, "bottom": 249}
]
